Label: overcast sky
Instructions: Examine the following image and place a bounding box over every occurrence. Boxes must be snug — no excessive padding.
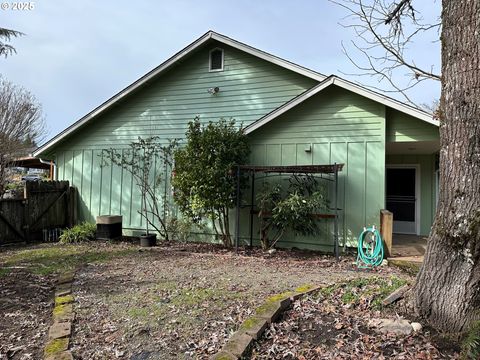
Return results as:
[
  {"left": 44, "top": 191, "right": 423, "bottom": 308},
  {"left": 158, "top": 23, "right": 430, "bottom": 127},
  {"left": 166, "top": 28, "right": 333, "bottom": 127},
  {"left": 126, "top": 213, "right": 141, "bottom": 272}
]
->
[{"left": 1, "top": 0, "right": 441, "bottom": 141}]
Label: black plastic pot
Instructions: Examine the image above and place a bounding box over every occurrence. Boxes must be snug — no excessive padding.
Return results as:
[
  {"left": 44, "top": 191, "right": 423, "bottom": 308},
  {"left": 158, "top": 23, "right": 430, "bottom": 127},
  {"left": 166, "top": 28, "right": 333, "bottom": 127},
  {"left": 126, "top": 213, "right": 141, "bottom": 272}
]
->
[{"left": 140, "top": 233, "right": 157, "bottom": 247}]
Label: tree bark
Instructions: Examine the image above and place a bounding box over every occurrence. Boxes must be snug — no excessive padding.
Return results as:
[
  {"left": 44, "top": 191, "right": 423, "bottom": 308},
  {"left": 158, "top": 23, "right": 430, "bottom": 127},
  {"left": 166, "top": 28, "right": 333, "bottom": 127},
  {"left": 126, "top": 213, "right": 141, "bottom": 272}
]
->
[{"left": 414, "top": 0, "right": 480, "bottom": 333}]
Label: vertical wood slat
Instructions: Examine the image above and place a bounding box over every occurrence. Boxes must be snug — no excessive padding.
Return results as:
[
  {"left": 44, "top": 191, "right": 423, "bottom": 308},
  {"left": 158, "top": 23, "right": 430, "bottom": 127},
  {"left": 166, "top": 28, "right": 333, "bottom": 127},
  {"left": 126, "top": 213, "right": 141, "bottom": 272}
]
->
[
  {"left": 0, "top": 181, "right": 75, "bottom": 244},
  {"left": 380, "top": 209, "right": 393, "bottom": 257}
]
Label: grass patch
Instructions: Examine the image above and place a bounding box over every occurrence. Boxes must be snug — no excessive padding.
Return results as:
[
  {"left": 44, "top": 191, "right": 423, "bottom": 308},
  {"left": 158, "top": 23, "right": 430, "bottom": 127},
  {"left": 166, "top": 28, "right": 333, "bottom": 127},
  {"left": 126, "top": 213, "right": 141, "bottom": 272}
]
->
[{"left": 0, "top": 243, "right": 137, "bottom": 277}]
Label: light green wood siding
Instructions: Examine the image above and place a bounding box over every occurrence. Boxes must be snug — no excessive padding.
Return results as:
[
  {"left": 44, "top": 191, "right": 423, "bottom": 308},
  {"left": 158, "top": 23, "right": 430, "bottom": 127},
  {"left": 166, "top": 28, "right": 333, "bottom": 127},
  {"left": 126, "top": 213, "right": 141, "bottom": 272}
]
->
[
  {"left": 386, "top": 108, "right": 439, "bottom": 142},
  {"left": 245, "top": 86, "right": 386, "bottom": 251},
  {"left": 385, "top": 154, "right": 437, "bottom": 235},
  {"left": 51, "top": 40, "right": 317, "bottom": 231},
  {"left": 51, "top": 40, "right": 316, "bottom": 151}
]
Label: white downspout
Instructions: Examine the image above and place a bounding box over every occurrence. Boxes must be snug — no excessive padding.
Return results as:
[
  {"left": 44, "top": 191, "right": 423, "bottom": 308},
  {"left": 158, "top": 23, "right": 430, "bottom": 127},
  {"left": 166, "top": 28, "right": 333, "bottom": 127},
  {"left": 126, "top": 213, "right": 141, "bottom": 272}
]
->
[{"left": 39, "top": 158, "right": 56, "bottom": 180}]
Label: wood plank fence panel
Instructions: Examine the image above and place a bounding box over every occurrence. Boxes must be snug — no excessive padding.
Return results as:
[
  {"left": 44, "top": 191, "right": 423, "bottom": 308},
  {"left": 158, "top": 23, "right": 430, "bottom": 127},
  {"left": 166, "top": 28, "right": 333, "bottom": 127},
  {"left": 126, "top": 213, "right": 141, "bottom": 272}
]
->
[{"left": 0, "top": 181, "right": 77, "bottom": 245}]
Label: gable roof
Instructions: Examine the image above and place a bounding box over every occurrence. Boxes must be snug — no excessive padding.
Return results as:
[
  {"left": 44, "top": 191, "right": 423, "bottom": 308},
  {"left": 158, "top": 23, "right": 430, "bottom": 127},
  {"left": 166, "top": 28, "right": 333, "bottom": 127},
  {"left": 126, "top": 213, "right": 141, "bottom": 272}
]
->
[
  {"left": 244, "top": 75, "right": 438, "bottom": 134},
  {"left": 34, "top": 31, "right": 327, "bottom": 156},
  {"left": 34, "top": 31, "right": 437, "bottom": 157}
]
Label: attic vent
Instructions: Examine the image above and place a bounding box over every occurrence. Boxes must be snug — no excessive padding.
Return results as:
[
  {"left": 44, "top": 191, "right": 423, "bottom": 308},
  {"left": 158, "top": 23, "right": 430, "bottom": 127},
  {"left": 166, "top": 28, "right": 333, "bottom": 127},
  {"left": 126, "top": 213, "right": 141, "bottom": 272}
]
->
[{"left": 209, "top": 48, "right": 224, "bottom": 72}]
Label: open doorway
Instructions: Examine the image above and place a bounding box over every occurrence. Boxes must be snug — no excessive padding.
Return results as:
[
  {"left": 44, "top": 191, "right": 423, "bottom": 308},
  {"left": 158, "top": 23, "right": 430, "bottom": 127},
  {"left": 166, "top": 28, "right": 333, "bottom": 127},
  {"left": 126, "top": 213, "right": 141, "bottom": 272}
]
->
[{"left": 386, "top": 166, "right": 419, "bottom": 234}]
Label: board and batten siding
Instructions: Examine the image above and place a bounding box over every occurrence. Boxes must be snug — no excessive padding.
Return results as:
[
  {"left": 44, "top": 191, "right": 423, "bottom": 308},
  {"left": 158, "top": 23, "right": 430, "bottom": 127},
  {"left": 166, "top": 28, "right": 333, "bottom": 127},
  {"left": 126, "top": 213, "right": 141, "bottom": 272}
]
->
[
  {"left": 245, "top": 86, "right": 386, "bottom": 250},
  {"left": 51, "top": 39, "right": 317, "bottom": 228}
]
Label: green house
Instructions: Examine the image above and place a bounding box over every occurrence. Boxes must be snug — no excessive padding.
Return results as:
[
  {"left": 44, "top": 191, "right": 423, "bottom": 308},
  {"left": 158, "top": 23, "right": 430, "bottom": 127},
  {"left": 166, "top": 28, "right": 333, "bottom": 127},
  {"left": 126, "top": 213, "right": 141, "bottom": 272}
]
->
[{"left": 34, "top": 31, "right": 439, "bottom": 251}]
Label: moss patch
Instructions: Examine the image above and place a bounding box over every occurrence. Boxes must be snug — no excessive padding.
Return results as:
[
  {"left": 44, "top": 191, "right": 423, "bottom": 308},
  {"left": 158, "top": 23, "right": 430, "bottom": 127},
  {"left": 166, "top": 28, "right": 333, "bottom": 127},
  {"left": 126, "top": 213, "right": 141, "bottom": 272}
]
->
[
  {"left": 53, "top": 304, "right": 70, "bottom": 317},
  {"left": 240, "top": 316, "right": 265, "bottom": 331},
  {"left": 295, "top": 284, "right": 314, "bottom": 293},
  {"left": 255, "top": 300, "right": 280, "bottom": 316},
  {"left": 44, "top": 338, "right": 69, "bottom": 355},
  {"left": 265, "top": 291, "right": 294, "bottom": 303},
  {"left": 55, "top": 295, "right": 74, "bottom": 305}
]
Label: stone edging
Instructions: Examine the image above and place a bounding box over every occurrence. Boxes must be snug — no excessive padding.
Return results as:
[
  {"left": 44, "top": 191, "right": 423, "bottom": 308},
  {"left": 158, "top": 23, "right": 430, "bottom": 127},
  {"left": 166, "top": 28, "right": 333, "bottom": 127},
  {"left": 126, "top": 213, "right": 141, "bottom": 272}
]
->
[
  {"left": 43, "top": 271, "right": 76, "bottom": 360},
  {"left": 211, "top": 284, "right": 327, "bottom": 360}
]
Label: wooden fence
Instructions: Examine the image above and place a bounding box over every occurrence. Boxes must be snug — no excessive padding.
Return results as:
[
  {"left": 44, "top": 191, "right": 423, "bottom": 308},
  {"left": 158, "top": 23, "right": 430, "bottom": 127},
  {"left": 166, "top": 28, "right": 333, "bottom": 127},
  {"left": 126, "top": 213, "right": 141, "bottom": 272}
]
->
[{"left": 0, "top": 181, "right": 77, "bottom": 245}]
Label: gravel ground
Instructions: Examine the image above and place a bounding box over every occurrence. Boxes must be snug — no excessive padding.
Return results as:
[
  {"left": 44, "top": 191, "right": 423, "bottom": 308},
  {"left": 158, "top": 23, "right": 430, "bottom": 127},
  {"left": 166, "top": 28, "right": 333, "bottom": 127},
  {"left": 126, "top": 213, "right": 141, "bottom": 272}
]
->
[{"left": 70, "top": 243, "right": 405, "bottom": 360}]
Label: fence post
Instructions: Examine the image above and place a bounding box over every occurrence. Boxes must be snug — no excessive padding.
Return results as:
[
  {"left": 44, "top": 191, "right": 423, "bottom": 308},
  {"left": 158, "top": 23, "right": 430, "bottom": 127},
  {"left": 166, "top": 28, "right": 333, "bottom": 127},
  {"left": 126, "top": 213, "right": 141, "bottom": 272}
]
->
[
  {"left": 70, "top": 186, "right": 77, "bottom": 226},
  {"left": 380, "top": 209, "right": 393, "bottom": 257}
]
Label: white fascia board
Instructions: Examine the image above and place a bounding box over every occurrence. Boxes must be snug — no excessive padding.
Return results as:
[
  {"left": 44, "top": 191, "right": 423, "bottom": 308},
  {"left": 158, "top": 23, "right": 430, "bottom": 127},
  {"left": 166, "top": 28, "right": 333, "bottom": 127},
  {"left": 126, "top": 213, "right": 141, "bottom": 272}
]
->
[
  {"left": 245, "top": 76, "right": 438, "bottom": 135},
  {"left": 244, "top": 77, "right": 334, "bottom": 134},
  {"left": 210, "top": 33, "right": 327, "bottom": 82},
  {"left": 331, "top": 77, "right": 439, "bottom": 127},
  {"left": 34, "top": 31, "right": 327, "bottom": 157},
  {"left": 34, "top": 32, "right": 214, "bottom": 157}
]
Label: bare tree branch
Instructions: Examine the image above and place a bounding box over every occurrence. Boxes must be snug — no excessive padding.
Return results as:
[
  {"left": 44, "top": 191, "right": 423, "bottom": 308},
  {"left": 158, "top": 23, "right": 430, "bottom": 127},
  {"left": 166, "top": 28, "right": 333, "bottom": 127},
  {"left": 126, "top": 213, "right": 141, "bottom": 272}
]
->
[
  {"left": 331, "top": 0, "right": 441, "bottom": 104},
  {"left": 0, "top": 76, "right": 45, "bottom": 196}
]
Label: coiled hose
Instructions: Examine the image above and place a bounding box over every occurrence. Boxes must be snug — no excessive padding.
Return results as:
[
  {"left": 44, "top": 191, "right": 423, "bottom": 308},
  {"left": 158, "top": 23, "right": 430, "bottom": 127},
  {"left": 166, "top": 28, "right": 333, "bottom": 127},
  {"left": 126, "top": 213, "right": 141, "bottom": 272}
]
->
[{"left": 356, "top": 226, "right": 384, "bottom": 268}]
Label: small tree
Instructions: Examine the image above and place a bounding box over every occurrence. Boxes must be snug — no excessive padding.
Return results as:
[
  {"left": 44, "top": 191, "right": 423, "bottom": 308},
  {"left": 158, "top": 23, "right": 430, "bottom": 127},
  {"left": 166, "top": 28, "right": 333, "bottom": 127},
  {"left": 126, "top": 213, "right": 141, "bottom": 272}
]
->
[
  {"left": 257, "top": 174, "right": 328, "bottom": 250},
  {"left": 172, "top": 118, "right": 250, "bottom": 247},
  {"left": 0, "top": 77, "right": 45, "bottom": 196},
  {"left": 101, "top": 137, "right": 177, "bottom": 240}
]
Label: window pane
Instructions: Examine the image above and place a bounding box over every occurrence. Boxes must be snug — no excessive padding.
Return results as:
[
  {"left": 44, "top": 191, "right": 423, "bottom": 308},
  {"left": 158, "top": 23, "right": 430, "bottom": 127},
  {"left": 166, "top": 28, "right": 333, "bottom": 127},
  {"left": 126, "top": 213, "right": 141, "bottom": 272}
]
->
[{"left": 210, "top": 50, "right": 223, "bottom": 70}]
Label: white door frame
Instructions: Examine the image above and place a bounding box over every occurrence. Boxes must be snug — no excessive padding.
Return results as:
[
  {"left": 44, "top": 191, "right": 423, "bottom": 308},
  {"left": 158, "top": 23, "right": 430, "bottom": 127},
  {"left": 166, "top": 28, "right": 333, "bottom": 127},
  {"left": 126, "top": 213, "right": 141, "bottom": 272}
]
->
[{"left": 385, "top": 164, "right": 421, "bottom": 235}]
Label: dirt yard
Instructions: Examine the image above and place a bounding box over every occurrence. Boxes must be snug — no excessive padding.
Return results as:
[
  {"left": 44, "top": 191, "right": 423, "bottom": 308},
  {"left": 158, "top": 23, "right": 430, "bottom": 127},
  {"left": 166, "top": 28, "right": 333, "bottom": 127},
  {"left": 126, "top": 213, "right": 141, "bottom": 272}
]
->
[
  {"left": 68, "top": 243, "right": 405, "bottom": 359},
  {"left": 0, "top": 241, "right": 407, "bottom": 360},
  {"left": 251, "top": 278, "right": 460, "bottom": 359}
]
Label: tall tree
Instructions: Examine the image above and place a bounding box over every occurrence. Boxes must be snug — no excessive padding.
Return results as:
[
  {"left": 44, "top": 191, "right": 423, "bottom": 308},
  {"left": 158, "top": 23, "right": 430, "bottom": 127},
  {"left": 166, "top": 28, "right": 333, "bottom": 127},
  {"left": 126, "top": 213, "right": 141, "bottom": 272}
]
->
[
  {"left": 414, "top": 0, "right": 480, "bottom": 334},
  {"left": 0, "top": 27, "right": 23, "bottom": 57},
  {"left": 0, "top": 77, "right": 45, "bottom": 195},
  {"left": 334, "top": 0, "right": 480, "bottom": 334}
]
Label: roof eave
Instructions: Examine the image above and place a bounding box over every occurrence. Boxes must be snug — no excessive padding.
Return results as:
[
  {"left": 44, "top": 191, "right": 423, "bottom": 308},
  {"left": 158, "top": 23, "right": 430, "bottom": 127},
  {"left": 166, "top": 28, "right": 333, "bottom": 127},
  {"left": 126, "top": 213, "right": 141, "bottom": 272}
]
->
[
  {"left": 34, "top": 31, "right": 327, "bottom": 157},
  {"left": 244, "top": 76, "right": 438, "bottom": 135}
]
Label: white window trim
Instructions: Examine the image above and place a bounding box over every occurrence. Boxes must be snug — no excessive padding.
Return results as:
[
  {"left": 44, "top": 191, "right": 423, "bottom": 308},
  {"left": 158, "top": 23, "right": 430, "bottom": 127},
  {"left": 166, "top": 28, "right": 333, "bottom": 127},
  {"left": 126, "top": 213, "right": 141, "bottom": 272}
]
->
[{"left": 209, "top": 48, "right": 224, "bottom": 72}]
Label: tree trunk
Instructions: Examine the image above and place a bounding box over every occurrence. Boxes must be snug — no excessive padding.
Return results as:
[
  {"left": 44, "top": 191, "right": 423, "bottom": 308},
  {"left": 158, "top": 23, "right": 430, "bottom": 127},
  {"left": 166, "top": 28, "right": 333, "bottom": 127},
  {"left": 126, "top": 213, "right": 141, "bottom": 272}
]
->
[{"left": 414, "top": 0, "right": 480, "bottom": 334}]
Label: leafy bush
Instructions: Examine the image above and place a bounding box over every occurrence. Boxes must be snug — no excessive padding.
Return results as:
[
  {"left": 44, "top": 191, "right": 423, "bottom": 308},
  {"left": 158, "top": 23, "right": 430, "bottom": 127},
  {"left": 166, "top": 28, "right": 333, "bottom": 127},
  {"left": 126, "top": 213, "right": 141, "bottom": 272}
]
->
[
  {"left": 167, "top": 217, "right": 202, "bottom": 242},
  {"left": 172, "top": 118, "right": 250, "bottom": 247},
  {"left": 58, "top": 222, "right": 96, "bottom": 244},
  {"left": 257, "top": 174, "right": 328, "bottom": 250}
]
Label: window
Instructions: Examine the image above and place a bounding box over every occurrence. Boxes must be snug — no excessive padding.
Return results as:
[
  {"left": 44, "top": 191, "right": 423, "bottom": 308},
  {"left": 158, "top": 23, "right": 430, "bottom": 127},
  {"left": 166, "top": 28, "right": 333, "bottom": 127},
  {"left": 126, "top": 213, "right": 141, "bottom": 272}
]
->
[{"left": 209, "top": 48, "right": 224, "bottom": 72}]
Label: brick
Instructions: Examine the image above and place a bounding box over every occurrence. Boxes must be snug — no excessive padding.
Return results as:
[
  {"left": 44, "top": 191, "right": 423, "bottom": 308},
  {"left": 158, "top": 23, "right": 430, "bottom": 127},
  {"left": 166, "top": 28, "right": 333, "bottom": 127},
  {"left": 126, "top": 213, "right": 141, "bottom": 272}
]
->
[
  {"left": 44, "top": 338, "right": 69, "bottom": 356},
  {"left": 56, "top": 273, "right": 75, "bottom": 285},
  {"left": 53, "top": 304, "right": 74, "bottom": 322},
  {"left": 55, "top": 295, "right": 74, "bottom": 306},
  {"left": 210, "top": 350, "right": 237, "bottom": 360},
  {"left": 255, "top": 301, "right": 283, "bottom": 324},
  {"left": 45, "top": 351, "right": 73, "bottom": 360},
  {"left": 55, "top": 285, "right": 72, "bottom": 297},
  {"left": 48, "top": 322, "right": 71, "bottom": 340},
  {"left": 222, "top": 332, "right": 253, "bottom": 358},
  {"left": 240, "top": 316, "right": 268, "bottom": 340}
]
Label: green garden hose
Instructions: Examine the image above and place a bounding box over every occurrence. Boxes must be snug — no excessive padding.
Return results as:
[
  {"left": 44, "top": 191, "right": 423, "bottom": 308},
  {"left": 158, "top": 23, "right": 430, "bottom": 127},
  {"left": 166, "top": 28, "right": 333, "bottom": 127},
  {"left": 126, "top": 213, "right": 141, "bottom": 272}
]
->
[{"left": 356, "top": 226, "right": 384, "bottom": 268}]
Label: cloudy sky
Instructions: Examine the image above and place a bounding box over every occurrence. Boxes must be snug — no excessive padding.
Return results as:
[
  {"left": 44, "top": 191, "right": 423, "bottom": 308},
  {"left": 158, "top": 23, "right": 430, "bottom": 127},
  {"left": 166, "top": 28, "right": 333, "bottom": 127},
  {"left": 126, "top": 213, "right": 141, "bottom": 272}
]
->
[{"left": 1, "top": 0, "right": 441, "bottom": 141}]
